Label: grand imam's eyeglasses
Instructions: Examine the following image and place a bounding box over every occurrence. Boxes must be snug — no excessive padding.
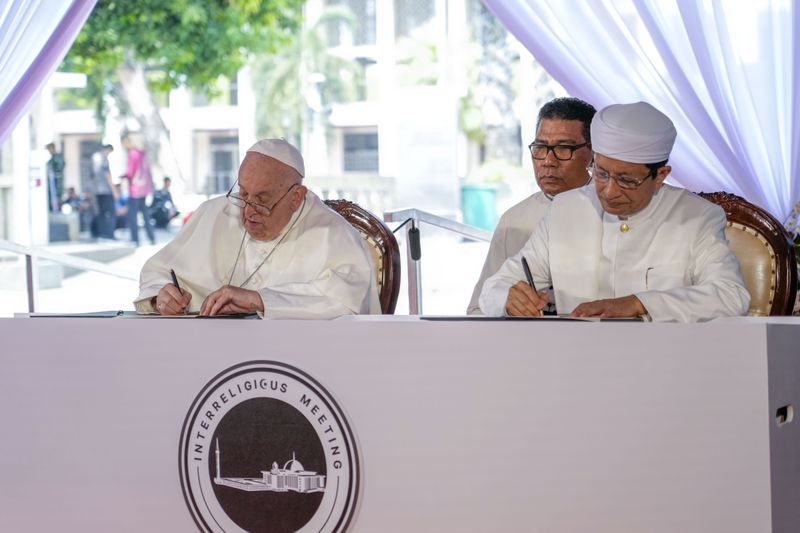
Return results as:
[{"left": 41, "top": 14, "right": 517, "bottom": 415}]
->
[
  {"left": 588, "top": 164, "right": 655, "bottom": 190},
  {"left": 528, "top": 142, "right": 589, "bottom": 161},
  {"left": 226, "top": 182, "right": 298, "bottom": 216}
]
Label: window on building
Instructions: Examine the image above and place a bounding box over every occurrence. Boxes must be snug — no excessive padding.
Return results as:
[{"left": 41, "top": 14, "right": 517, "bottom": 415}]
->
[
  {"left": 343, "top": 132, "right": 379, "bottom": 172},
  {"left": 326, "top": 0, "right": 376, "bottom": 46},
  {"left": 229, "top": 78, "right": 238, "bottom": 106},
  {"left": 79, "top": 139, "right": 102, "bottom": 193},
  {"left": 394, "top": 0, "right": 435, "bottom": 39},
  {"left": 208, "top": 136, "right": 239, "bottom": 194}
]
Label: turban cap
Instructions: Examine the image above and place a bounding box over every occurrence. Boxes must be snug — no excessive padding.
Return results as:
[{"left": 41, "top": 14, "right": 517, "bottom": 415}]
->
[{"left": 590, "top": 102, "right": 676, "bottom": 164}]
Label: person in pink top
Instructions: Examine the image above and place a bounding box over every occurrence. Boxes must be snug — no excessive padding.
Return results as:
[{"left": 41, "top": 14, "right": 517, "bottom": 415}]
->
[{"left": 120, "top": 134, "right": 155, "bottom": 245}]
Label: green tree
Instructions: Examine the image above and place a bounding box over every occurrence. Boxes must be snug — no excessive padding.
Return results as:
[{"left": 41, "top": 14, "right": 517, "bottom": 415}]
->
[
  {"left": 251, "top": 5, "right": 363, "bottom": 148},
  {"left": 62, "top": 0, "right": 304, "bottom": 178}
]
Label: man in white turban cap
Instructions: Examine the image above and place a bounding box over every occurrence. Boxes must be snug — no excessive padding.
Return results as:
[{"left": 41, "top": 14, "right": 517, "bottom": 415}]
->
[
  {"left": 588, "top": 101, "right": 676, "bottom": 219},
  {"left": 480, "top": 102, "right": 749, "bottom": 322},
  {"left": 134, "top": 138, "right": 380, "bottom": 318}
]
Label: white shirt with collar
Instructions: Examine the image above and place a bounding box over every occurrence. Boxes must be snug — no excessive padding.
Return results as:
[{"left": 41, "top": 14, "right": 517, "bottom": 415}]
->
[
  {"left": 479, "top": 184, "right": 750, "bottom": 322},
  {"left": 467, "top": 192, "right": 550, "bottom": 315}
]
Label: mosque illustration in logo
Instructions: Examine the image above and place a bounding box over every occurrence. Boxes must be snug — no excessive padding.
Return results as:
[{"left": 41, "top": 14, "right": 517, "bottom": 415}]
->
[{"left": 213, "top": 439, "right": 326, "bottom": 493}]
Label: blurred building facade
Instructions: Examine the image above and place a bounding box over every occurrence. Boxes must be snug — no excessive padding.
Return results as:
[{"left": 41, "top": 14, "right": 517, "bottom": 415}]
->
[{"left": 0, "top": 0, "right": 562, "bottom": 247}]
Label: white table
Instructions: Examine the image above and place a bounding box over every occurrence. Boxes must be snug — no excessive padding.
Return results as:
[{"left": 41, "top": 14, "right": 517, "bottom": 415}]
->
[{"left": 0, "top": 317, "right": 797, "bottom": 532}]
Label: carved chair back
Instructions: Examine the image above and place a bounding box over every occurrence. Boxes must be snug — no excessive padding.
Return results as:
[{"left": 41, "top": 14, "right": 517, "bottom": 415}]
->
[
  {"left": 324, "top": 199, "right": 401, "bottom": 314},
  {"left": 699, "top": 192, "right": 797, "bottom": 315}
]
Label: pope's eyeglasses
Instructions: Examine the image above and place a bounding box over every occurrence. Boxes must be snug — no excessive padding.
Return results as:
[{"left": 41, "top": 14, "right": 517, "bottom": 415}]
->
[{"left": 227, "top": 182, "right": 298, "bottom": 216}]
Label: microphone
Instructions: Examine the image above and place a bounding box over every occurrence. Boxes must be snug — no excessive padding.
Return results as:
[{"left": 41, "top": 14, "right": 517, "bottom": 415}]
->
[
  {"left": 409, "top": 226, "right": 421, "bottom": 260},
  {"left": 390, "top": 218, "right": 421, "bottom": 260}
]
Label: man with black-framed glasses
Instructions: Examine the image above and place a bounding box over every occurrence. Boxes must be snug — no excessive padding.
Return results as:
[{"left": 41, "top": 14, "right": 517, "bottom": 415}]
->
[
  {"left": 134, "top": 139, "right": 380, "bottom": 318},
  {"left": 468, "top": 97, "right": 596, "bottom": 314},
  {"left": 480, "top": 102, "right": 749, "bottom": 322}
]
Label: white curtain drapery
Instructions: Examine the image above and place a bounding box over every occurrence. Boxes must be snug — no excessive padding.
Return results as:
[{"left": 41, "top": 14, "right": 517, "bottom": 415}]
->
[
  {"left": 0, "top": 0, "right": 96, "bottom": 144},
  {"left": 483, "top": 0, "right": 799, "bottom": 220}
]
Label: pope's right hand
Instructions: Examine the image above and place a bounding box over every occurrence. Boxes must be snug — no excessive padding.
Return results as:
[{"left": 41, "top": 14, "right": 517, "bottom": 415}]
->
[
  {"left": 155, "top": 283, "right": 192, "bottom": 315},
  {"left": 505, "top": 281, "right": 549, "bottom": 317}
]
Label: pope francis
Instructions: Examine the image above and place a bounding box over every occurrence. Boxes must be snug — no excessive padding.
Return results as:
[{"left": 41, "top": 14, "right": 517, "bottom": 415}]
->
[
  {"left": 134, "top": 139, "right": 380, "bottom": 318},
  {"left": 479, "top": 102, "right": 750, "bottom": 322}
]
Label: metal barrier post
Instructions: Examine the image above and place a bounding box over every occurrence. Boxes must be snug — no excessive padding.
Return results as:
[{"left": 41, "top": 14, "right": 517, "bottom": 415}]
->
[
  {"left": 384, "top": 208, "right": 492, "bottom": 315},
  {"left": 406, "top": 223, "right": 422, "bottom": 315},
  {"left": 25, "top": 253, "right": 35, "bottom": 313}
]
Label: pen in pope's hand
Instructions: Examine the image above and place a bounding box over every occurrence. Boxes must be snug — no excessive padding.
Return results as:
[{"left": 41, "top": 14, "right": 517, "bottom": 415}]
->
[
  {"left": 521, "top": 257, "right": 538, "bottom": 293},
  {"left": 170, "top": 268, "right": 183, "bottom": 294}
]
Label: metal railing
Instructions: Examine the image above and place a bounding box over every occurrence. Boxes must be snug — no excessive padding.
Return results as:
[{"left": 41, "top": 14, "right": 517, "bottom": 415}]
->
[
  {"left": 384, "top": 208, "right": 492, "bottom": 315},
  {"left": 0, "top": 239, "right": 138, "bottom": 313},
  {"left": 3, "top": 206, "right": 491, "bottom": 316}
]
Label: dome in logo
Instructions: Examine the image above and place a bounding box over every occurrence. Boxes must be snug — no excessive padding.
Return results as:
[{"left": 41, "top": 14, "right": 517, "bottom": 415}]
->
[
  {"left": 179, "top": 361, "right": 360, "bottom": 533},
  {"left": 284, "top": 457, "right": 306, "bottom": 472}
]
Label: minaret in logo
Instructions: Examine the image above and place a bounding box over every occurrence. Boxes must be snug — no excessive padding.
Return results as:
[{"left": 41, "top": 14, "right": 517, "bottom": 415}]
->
[{"left": 213, "top": 438, "right": 326, "bottom": 493}]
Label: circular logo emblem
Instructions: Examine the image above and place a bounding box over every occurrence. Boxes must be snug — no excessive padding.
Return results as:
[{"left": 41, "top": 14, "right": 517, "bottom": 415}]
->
[{"left": 179, "top": 361, "right": 360, "bottom": 532}]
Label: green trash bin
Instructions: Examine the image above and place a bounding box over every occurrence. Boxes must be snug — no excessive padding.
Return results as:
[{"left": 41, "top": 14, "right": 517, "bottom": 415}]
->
[{"left": 461, "top": 183, "right": 498, "bottom": 231}]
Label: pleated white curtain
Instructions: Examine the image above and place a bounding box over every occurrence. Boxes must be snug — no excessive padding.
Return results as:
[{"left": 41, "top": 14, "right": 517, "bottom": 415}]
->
[
  {"left": 483, "top": 0, "right": 799, "bottom": 219},
  {"left": 0, "top": 0, "right": 96, "bottom": 143}
]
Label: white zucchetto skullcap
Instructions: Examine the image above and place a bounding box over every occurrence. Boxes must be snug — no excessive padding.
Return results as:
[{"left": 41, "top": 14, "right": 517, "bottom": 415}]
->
[
  {"left": 590, "top": 102, "right": 677, "bottom": 164},
  {"left": 246, "top": 138, "right": 305, "bottom": 177}
]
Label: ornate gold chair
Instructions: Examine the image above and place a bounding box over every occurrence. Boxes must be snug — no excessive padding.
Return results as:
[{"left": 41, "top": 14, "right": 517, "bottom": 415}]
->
[
  {"left": 324, "top": 199, "right": 401, "bottom": 314},
  {"left": 699, "top": 192, "right": 797, "bottom": 315}
]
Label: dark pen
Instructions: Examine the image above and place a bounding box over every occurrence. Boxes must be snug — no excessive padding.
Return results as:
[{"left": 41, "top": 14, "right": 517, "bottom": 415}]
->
[
  {"left": 521, "top": 256, "right": 538, "bottom": 293},
  {"left": 170, "top": 268, "right": 183, "bottom": 295}
]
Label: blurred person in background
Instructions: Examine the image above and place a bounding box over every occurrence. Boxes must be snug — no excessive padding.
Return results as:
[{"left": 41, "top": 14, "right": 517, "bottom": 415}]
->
[
  {"left": 45, "top": 142, "right": 65, "bottom": 212},
  {"left": 149, "top": 176, "right": 180, "bottom": 228},
  {"left": 114, "top": 183, "right": 129, "bottom": 230},
  {"left": 120, "top": 134, "right": 155, "bottom": 246},
  {"left": 90, "top": 144, "right": 116, "bottom": 239}
]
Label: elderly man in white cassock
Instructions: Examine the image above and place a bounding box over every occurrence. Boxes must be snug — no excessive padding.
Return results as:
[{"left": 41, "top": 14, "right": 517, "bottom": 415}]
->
[
  {"left": 134, "top": 139, "right": 381, "bottom": 318},
  {"left": 479, "top": 102, "right": 750, "bottom": 322}
]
